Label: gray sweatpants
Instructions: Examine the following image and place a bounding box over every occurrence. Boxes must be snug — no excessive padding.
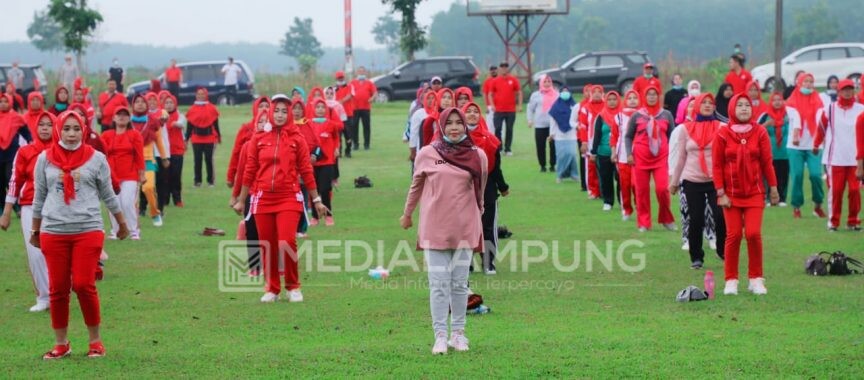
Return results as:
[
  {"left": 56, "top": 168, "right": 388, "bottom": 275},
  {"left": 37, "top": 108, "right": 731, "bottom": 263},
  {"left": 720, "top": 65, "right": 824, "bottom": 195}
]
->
[{"left": 425, "top": 248, "right": 472, "bottom": 334}]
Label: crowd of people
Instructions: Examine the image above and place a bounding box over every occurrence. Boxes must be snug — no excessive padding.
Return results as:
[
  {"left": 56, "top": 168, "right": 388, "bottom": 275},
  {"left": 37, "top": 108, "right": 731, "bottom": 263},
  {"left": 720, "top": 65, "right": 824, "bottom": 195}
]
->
[{"left": 2, "top": 49, "right": 864, "bottom": 357}]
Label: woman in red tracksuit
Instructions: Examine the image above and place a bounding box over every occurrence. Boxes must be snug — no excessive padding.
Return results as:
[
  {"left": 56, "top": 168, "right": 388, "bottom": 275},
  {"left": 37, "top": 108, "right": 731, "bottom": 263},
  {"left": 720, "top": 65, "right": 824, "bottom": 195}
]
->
[
  {"left": 579, "top": 85, "right": 606, "bottom": 199},
  {"left": 101, "top": 106, "right": 145, "bottom": 240},
  {"left": 0, "top": 111, "right": 55, "bottom": 313},
  {"left": 291, "top": 99, "right": 323, "bottom": 237},
  {"left": 227, "top": 96, "right": 270, "bottom": 189},
  {"left": 233, "top": 95, "right": 329, "bottom": 303},
  {"left": 309, "top": 99, "right": 342, "bottom": 226},
  {"left": 163, "top": 94, "right": 186, "bottom": 207},
  {"left": 610, "top": 90, "right": 640, "bottom": 220},
  {"left": 32, "top": 111, "right": 130, "bottom": 359},
  {"left": 231, "top": 110, "right": 269, "bottom": 274},
  {"left": 714, "top": 93, "right": 779, "bottom": 296},
  {"left": 625, "top": 86, "right": 676, "bottom": 231}
]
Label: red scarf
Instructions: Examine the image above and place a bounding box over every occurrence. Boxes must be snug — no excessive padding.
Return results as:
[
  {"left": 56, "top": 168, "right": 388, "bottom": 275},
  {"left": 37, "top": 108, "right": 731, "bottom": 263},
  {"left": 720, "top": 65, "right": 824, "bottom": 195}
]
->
[
  {"left": 838, "top": 95, "right": 855, "bottom": 110},
  {"left": 785, "top": 73, "right": 823, "bottom": 138},
  {"left": 684, "top": 93, "right": 720, "bottom": 176},
  {"left": 726, "top": 94, "right": 760, "bottom": 196},
  {"left": 764, "top": 93, "right": 787, "bottom": 147},
  {"left": 0, "top": 95, "right": 27, "bottom": 150},
  {"left": 46, "top": 112, "right": 96, "bottom": 205},
  {"left": 600, "top": 91, "right": 623, "bottom": 131},
  {"left": 432, "top": 107, "right": 484, "bottom": 210},
  {"left": 640, "top": 86, "right": 663, "bottom": 156},
  {"left": 186, "top": 88, "right": 220, "bottom": 127},
  {"left": 461, "top": 102, "right": 500, "bottom": 172}
]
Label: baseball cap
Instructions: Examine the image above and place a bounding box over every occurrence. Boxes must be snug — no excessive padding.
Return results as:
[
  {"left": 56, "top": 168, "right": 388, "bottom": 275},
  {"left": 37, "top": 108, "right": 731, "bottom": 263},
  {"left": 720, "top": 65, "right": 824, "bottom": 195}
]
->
[
  {"left": 114, "top": 106, "right": 130, "bottom": 115},
  {"left": 335, "top": 71, "right": 345, "bottom": 79},
  {"left": 643, "top": 63, "right": 655, "bottom": 69},
  {"left": 838, "top": 79, "right": 855, "bottom": 90},
  {"left": 430, "top": 76, "right": 442, "bottom": 84},
  {"left": 489, "top": 65, "right": 498, "bottom": 71}
]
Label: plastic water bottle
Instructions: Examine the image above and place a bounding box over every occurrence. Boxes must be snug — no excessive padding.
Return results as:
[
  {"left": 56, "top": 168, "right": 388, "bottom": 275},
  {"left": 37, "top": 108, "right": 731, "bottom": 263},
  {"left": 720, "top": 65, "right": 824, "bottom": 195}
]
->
[{"left": 704, "top": 270, "right": 715, "bottom": 299}]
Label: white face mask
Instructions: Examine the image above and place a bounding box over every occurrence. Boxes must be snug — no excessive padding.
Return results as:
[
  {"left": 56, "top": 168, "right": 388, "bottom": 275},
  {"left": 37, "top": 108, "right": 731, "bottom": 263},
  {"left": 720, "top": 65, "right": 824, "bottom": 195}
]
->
[
  {"left": 688, "top": 88, "right": 701, "bottom": 97},
  {"left": 59, "top": 140, "right": 82, "bottom": 151}
]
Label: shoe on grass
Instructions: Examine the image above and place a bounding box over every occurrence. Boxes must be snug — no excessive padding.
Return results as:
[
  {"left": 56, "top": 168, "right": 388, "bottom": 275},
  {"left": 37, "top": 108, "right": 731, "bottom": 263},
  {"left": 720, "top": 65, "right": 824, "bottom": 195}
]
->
[
  {"left": 748, "top": 278, "right": 767, "bottom": 295},
  {"left": 288, "top": 289, "right": 303, "bottom": 303},
  {"left": 448, "top": 330, "right": 470, "bottom": 352},
  {"left": 152, "top": 214, "right": 163, "bottom": 227},
  {"left": 724, "top": 279, "right": 739, "bottom": 295},
  {"left": 87, "top": 341, "right": 106, "bottom": 358},
  {"left": 43, "top": 342, "right": 71, "bottom": 360},
  {"left": 260, "top": 292, "right": 279, "bottom": 303},
  {"left": 432, "top": 331, "right": 448, "bottom": 355}
]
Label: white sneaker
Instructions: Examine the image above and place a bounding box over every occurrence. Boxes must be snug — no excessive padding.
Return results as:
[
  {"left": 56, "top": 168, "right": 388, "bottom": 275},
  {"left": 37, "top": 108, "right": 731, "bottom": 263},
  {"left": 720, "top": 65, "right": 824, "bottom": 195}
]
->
[
  {"left": 29, "top": 301, "right": 49, "bottom": 312},
  {"left": 288, "top": 289, "right": 304, "bottom": 303},
  {"left": 709, "top": 239, "right": 717, "bottom": 250},
  {"left": 448, "top": 330, "right": 470, "bottom": 352},
  {"left": 748, "top": 278, "right": 768, "bottom": 295},
  {"left": 107, "top": 234, "right": 117, "bottom": 240},
  {"left": 484, "top": 269, "right": 497, "bottom": 275},
  {"left": 638, "top": 227, "right": 648, "bottom": 233},
  {"left": 602, "top": 204, "right": 612, "bottom": 211},
  {"left": 681, "top": 242, "right": 690, "bottom": 251},
  {"left": 724, "top": 279, "right": 739, "bottom": 295},
  {"left": 555, "top": 178, "right": 562, "bottom": 184},
  {"left": 260, "top": 292, "right": 279, "bottom": 303},
  {"left": 662, "top": 223, "right": 678, "bottom": 231},
  {"left": 622, "top": 214, "right": 631, "bottom": 221},
  {"left": 779, "top": 202, "right": 788, "bottom": 207},
  {"left": 432, "top": 331, "right": 448, "bottom": 355},
  {"left": 152, "top": 214, "right": 163, "bottom": 227}
]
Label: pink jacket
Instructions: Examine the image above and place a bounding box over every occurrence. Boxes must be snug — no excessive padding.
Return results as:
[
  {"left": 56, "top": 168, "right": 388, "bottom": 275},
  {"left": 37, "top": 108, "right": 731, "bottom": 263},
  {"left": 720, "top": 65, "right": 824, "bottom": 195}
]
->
[{"left": 404, "top": 146, "right": 488, "bottom": 252}]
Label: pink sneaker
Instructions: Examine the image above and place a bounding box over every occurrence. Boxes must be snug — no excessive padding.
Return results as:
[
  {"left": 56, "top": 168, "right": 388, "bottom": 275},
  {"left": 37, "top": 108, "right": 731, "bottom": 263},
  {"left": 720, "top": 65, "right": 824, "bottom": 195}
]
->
[
  {"left": 448, "top": 330, "right": 469, "bottom": 352},
  {"left": 325, "top": 216, "right": 335, "bottom": 226},
  {"left": 309, "top": 218, "right": 319, "bottom": 227},
  {"left": 432, "top": 331, "right": 448, "bottom": 355}
]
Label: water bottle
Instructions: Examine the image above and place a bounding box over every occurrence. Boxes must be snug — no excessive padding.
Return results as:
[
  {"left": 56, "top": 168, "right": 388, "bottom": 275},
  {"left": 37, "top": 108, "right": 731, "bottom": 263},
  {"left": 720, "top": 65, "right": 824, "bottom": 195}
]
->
[{"left": 704, "top": 270, "right": 715, "bottom": 299}]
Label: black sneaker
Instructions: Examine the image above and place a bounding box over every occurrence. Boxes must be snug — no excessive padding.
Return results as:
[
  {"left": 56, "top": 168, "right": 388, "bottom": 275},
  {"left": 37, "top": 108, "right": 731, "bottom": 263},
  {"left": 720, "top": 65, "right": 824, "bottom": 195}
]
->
[
  {"left": 690, "top": 261, "right": 703, "bottom": 270},
  {"left": 848, "top": 225, "right": 862, "bottom": 232},
  {"left": 540, "top": 167, "right": 547, "bottom": 172}
]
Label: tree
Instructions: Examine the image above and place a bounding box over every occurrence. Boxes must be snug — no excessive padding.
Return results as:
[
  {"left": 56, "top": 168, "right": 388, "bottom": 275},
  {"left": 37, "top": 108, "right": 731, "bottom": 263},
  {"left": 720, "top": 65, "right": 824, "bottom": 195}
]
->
[
  {"left": 280, "top": 17, "right": 325, "bottom": 76},
  {"left": 372, "top": 15, "right": 401, "bottom": 57},
  {"left": 784, "top": 0, "right": 840, "bottom": 53},
  {"left": 381, "top": 0, "right": 427, "bottom": 61},
  {"left": 45, "top": 0, "right": 103, "bottom": 69},
  {"left": 27, "top": 10, "right": 64, "bottom": 53}
]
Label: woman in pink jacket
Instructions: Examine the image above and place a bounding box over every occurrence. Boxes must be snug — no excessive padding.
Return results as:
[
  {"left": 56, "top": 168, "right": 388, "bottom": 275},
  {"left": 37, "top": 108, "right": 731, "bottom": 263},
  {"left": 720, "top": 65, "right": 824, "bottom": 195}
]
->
[{"left": 401, "top": 107, "right": 488, "bottom": 355}]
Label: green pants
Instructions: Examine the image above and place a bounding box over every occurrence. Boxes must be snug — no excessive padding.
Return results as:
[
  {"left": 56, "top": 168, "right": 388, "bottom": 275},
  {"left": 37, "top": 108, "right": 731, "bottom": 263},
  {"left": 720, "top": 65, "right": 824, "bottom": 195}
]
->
[{"left": 787, "top": 148, "right": 824, "bottom": 208}]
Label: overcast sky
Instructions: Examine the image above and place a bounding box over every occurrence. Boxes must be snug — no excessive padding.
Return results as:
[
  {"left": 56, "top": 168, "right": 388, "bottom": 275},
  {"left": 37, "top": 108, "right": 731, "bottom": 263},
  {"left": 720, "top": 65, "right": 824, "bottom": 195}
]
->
[{"left": 1, "top": 0, "right": 456, "bottom": 48}]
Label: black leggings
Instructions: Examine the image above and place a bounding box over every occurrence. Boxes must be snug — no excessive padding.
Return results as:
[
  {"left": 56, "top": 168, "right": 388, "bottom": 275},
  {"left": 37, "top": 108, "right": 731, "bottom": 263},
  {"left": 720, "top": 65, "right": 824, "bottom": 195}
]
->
[
  {"left": 168, "top": 155, "right": 184, "bottom": 204},
  {"left": 534, "top": 128, "right": 556, "bottom": 170},
  {"left": 156, "top": 162, "right": 171, "bottom": 212},
  {"left": 0, "top": 160, "right": 12, "bottom": 202},
  {"left": 772, "top": 159, "right": 789, "bottom": 203},
  {"left": 596, "top": 155, "right": 616, "bottom": 205},
  {"left": 243, "top": 195, "right": 260, "bottom": 271},
  {"left": 682, "top": 180, "right": 726, "bottom": 263},
  {"left": 312, "top": 165, "right": 335, "bottom": 218},
  {"left": 192, "top": 143, "right": 215, "bottom": 185}
]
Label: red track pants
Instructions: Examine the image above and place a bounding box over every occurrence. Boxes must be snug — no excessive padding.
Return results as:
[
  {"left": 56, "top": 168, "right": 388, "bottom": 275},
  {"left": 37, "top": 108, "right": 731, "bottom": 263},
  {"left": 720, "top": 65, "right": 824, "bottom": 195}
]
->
[
  {"left": 722, "top": 206, "right": 764, "bottom": 281},
  {"left": 827, "top": 166, "right": 861, "bottom": 228},
  {"left": 633, "top": 166, "right": 674, "bottom": 229},
  {"left": 41, "top": 231, "right": 104, "bottom": 329},
  {"left": 617, "top": 163, "right": 635, "bottom": 217},
  {"left": 255, "top": 210, "right": 302, "bottom": 293}
]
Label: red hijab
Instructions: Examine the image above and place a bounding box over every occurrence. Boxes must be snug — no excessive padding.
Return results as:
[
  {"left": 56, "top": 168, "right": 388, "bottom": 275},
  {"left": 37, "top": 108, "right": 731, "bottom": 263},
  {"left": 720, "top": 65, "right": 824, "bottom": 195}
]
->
[
  {"left": 29, "top": 112, "right": 56, "bottom": 151},
  {"left": 432, "top": 107, "right": 483, "bottom": 210},
  {"left": 0, "top": 94, "right": 26, "bottom": 149},
  {"left": 764, "top": 92, "right": 787, "bottom": 148},
  {"left": 186, "top": 88, "right": 220, "bottom": 127},
  {"left": 47, "top": 111, "right": 96, "bottom": 204},
  {"left": 641, "top": 86, "right": 663, "bottom": 116},
  {"left": 26, "top": 92, "right": 46, "bottom": 129},
  {"left": 684, "top": 93, "right": 720, "bottom": 176},
  {"left": 585, "top": 85, "right": 606, "bottom": 116},
  {"left": 785, "top": 73, "right": 823, "bottom": 138},
  {"left": 461, "top": 102, "right": 500, "bottom": 172},
  {"left": 725, "top": 93, "right": 761, "bottom": 195},
  {"left": 621, "top": 90, "right": 641, "bottom": 118},
  {"left": 268, "top": 97, "right": 299, "bottom": 135},
  {"left": 746, "top": 81, "right": 767, "bottom": 118},
  {"left": 454, "top": 86, "right": 474, "bottom": 107},
  {"left": 600, "top": 91, "right": 623, "bottom": 130}
]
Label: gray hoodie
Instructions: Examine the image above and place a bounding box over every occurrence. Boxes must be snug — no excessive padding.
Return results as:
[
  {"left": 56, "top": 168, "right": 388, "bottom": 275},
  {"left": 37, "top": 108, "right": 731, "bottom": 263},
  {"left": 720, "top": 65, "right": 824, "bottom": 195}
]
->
[{"left": 32, "top": 151, "right": 121, "bottom": 234}]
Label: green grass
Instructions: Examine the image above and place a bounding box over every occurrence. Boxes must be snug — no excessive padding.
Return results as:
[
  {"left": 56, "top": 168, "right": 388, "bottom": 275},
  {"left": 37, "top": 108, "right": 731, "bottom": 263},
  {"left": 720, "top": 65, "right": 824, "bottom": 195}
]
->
[{"left": 1, "top": 102, "right": 863, "bottom": 378}]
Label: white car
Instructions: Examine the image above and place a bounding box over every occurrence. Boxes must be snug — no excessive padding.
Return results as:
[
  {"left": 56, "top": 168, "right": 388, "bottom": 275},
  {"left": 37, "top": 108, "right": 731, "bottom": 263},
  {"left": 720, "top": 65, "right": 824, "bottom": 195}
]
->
[{"left": 750, "top": 43, "right": 864, "bottom": 92}]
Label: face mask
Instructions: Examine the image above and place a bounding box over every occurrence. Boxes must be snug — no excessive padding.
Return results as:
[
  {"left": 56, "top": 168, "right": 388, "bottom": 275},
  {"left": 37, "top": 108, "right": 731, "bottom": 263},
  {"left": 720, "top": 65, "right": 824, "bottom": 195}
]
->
[
  {"left": 560, "top": 91, "right": 571, "bottom": 100},
  {"left": 672, "top": 85, "right": 683, "bottom": 90},
  {"left": 467, "top": 124, "right": 478, "bottom": 132},
  {"left": 800, "top": 87, "right": 813, "bottom": 95},
  {"left": 688, "top": 89, "right": 700, "bottom": 97},
  {"left": 644, "top": 73, "right": 653, "bottom": 79},
  {"left": 336, "top": 80, "right": 346, "bottom": 86},
  {"left": 113, "top": 60, "right": 119, "bottom": 66},
  {"left": 59, "top": 140, "right": 82, "bottom": 151},
  {"left": 54, "top": 103, "right": 68, "bottom": 111},
  {"left": 357, "top": 75, "right": 367, "bottom": 81},
  {"left": 313, "top": 117, "right": 326, "bottom": 123},
  {"left": 443, "top": 133, "right": 467, "bottom": 144}
]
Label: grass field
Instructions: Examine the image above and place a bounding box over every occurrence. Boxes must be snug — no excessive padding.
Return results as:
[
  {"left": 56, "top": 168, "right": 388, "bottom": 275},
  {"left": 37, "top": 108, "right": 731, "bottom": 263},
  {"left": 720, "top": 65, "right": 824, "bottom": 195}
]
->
[{"left": 1, "top": 102, "right": 863, "bottom": 378}]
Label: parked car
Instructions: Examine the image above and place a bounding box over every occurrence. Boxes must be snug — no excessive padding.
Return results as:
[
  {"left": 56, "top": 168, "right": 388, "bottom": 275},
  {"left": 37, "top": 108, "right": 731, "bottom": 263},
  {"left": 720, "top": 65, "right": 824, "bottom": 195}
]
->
[
  {"left": 751, "top": 43, "right": 864, "bottom": 92},
  {"left": 0, "top": 63, "right": 49, "bottom": 99},
  {"left": 533, "top": 51, "right": 656, "bottom": 94},
  {"left": 372, "top": 56, "right": 481, "bottom": 102},
  {"left": 126, "top": 60, "right": 256, "bottom": 105}
]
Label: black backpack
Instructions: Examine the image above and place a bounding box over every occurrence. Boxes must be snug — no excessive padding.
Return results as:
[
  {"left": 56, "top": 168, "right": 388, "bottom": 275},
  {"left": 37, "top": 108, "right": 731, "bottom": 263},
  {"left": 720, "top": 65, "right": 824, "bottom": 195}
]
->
[
  {"left": 353, "top": 175, "right": 373, "bottom": 188},
  {"left": 805, "top": 251, "right": 864, "bottom": 276}
]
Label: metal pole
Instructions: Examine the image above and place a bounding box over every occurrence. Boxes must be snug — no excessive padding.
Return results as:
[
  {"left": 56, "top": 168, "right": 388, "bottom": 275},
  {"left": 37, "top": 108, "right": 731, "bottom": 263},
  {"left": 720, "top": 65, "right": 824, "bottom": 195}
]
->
[
  {"left": 774, "top": 0, "right": 784, "bottom": 93},
  {"left": 344, "top": 0, "right": 354, "bottom": 77}
]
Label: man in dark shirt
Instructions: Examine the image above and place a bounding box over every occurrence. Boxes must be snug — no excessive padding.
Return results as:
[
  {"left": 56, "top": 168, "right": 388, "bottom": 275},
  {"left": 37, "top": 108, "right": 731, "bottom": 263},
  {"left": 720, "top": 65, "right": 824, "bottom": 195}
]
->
[{"left": 108, "top": 58, "right": 125, "bottom": 92}]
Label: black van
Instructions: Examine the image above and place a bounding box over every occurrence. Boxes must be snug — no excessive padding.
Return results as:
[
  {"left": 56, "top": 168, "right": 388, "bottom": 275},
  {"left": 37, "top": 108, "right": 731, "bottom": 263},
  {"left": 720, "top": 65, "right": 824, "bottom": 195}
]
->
[
  {"left": 533, "top": 51, "right": 656, "bottom": 94},
  {"left": 0, "top": 64, "right": 49, "bottom": 99},
  {"left": 126, "top": 60, "right": 257, "bottom": 105},
  {"left": 372, "top": 57, "right": 481, "bottom": 102}
]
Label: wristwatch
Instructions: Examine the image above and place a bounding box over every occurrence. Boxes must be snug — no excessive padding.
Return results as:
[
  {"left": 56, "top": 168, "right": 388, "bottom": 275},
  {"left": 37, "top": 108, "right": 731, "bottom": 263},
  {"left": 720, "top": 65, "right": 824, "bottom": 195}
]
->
[
  {"left": 312, "top": 196, "right": 322, "bottom": 204},
  {"left": 30, "top": 230, "right": 40, "bottom": 237}
]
